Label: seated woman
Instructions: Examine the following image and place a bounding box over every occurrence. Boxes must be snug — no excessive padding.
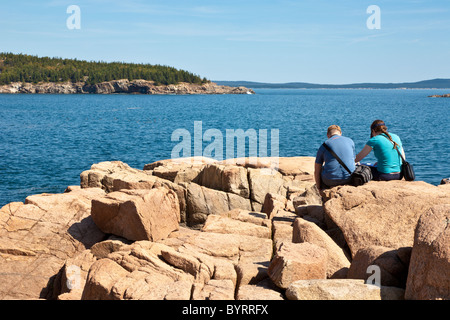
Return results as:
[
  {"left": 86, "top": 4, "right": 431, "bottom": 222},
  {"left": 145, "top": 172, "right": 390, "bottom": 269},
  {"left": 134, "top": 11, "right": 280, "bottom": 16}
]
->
[{"left": 355, "top": 120, "right": 405, "bottom": 181}]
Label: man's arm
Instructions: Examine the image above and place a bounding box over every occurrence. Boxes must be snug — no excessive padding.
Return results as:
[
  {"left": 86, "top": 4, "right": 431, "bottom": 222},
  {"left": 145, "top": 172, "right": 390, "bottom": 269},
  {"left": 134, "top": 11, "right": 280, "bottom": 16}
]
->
[{"left": 314, "top": 162, "right": 322, "bottom": 190}]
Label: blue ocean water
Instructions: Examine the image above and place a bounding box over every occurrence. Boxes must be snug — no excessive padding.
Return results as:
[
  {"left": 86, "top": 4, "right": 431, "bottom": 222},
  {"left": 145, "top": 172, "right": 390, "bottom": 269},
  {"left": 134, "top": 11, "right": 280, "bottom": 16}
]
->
[{"left": 0, "top": 89, "right": 449, "bottom": 207}]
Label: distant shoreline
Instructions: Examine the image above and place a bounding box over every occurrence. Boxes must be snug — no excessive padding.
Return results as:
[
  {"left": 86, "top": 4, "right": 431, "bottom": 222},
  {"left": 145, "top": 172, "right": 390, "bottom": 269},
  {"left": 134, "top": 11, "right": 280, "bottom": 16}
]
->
[
  {"left": 0, "top": 80, "right": 255, "bottom": 95},
  {"left": 215, "top": 79, "right": 450, "bottom": 90},
  {"left": 253, "top": 88, "right": 450, "bottom": 90}
]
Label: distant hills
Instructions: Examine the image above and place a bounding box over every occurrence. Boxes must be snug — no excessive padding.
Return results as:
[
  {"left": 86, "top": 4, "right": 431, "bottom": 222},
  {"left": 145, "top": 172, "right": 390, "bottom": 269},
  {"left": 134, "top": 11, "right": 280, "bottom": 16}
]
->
[{"left": 214, "top": 79, "right": 450, "bottom": 89}]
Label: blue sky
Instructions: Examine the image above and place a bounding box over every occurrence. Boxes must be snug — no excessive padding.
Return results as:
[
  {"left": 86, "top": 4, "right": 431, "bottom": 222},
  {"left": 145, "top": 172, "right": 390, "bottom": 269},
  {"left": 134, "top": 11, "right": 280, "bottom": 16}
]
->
[{"left": 1, "top": 0, "right": 450, "bottom": 83}]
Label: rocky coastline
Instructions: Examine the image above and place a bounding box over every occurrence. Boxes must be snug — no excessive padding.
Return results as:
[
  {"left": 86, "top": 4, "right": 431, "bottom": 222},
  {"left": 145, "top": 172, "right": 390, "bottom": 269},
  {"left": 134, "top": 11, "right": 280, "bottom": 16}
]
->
[
  {"left": 0, "top": 156, "right": 449, "bottom": 300},
  {"left": 0, "top": 79, "right": 255, "bottom": 95},
  {"left": 428, "top": 94, "right": 450, "bottom": 98}
]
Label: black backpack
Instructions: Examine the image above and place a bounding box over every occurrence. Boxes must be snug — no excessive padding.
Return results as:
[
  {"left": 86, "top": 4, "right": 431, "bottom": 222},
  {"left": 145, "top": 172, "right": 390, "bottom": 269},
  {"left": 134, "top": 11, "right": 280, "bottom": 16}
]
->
[{"left": 322, "top": 143, "right": 372, "bottom": 187}]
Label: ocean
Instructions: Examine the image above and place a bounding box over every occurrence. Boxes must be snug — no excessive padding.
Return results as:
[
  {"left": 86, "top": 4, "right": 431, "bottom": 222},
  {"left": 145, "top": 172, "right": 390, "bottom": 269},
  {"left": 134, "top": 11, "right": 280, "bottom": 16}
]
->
[{"left": 0, "top": 89, "right": 449, "bottom": 207}]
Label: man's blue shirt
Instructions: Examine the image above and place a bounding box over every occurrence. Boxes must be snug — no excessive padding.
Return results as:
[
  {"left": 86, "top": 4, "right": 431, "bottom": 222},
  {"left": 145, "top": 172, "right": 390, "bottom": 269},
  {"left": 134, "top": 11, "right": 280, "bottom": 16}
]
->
[{"left": 315, "top": 135, "right": 356, "bottom": 180}]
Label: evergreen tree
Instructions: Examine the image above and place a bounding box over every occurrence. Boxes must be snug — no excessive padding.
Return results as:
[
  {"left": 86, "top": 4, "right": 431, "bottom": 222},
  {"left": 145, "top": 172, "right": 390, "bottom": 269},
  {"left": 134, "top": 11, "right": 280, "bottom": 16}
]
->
[{"left": 0, "top": 52, "right": 209, "bottom": 86}]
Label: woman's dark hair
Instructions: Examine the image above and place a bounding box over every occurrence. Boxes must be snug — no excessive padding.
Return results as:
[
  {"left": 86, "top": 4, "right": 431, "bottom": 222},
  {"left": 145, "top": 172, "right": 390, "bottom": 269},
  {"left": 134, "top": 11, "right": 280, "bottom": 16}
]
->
[{"left": 370, "top": 120, "right": 399, "bottom": 150}]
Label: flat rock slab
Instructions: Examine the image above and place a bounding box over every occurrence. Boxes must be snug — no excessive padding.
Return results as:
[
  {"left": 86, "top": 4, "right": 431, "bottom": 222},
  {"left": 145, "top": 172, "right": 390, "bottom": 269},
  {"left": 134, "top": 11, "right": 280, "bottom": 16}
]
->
[
  {"left": 81, "top": 242, "right": 195, "bottom": 300},
  {"left": 237, "top": 279, "right": 285, "bottom": 300},
  {"left": 91, "top": 188, "right": 180, "bottom": 242},
  {"left": 286, "top": 279, "right": 405, "bottom": 300},
  {"left": 202, "top": 214, "right": 271, "bottom": 239},
  {"left": 80, "top": 161, "right": 188, "bottom": 223},
  {"left": 293, "top": 218, "right": 350, "bottom": 278},
  {"left": 0, "top": 187, "right": 106, "bottom": 300},
  {"left": 347, "top": 246, "right": 410, "bottom": 288},
  {"left": 185, "top": 182, "right": 252, "bottom": 228},
  {"left": 219, "top": 157, "right": 315, "bottom": 177},
  {"left": 161, "top": 227, "right": 273, "bottom": 266},
  {"left": 198, "top": 163, "right": 250, "bottom": 198},
  {"left": 80, "top": 232, "right": 273, "bottom": 301},
  {"left": 324, "top": 181, "right": 450, "bottom": 257},
  {"left": 268, "top": 242, "right": 328, "bottom": 289},
  {"left": 405, "top": 204, "right": 450, "bottom": 300}
]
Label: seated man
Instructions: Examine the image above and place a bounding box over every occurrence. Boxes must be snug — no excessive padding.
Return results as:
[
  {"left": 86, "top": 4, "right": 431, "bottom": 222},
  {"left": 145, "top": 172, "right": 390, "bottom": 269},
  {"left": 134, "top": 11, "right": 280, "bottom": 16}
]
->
[{"left": 314, "top": 125, "right": 356, "bottom": 191}]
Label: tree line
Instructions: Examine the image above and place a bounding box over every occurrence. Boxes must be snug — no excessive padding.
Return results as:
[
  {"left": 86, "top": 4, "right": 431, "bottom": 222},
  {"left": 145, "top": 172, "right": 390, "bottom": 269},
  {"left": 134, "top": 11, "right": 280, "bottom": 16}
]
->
[{"left": 0, "top": 52, "right": 208, "bottom": 86}]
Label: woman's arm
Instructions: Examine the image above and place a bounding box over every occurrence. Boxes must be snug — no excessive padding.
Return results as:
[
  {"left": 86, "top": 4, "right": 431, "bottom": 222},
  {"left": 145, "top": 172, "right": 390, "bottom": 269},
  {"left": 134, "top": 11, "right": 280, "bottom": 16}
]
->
[{"left": 355, "top": 145, "right": 373, "bottom": 163}]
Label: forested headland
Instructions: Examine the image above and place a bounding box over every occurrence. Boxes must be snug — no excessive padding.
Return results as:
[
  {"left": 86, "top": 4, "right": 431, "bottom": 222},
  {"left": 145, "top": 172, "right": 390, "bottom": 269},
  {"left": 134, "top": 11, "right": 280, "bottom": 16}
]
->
[{"left": 0, "top": 52, "right": 208, "bottom": 86}]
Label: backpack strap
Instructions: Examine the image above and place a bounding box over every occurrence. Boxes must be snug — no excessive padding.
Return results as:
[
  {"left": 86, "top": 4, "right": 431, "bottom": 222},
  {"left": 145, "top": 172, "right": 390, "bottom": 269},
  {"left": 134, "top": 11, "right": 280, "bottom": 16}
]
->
[
  {"left": 380, "top": 134, "right": 406, "bottom": 164},
  {"left": 322, "top": 143, "right": 353, "bottom": 175}
]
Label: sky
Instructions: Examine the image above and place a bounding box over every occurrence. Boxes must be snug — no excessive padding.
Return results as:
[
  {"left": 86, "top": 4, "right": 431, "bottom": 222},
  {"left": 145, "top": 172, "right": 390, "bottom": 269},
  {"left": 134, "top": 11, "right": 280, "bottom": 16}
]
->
[{"left": 1, "top": 0, "right": 450, "bottom": 84}]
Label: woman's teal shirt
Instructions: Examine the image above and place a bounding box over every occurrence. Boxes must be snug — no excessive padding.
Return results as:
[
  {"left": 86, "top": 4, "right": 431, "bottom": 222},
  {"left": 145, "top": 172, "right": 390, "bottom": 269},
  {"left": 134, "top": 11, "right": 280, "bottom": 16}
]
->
[{"left": 367, "top": 133, "right": 403, "bottom": 174}]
